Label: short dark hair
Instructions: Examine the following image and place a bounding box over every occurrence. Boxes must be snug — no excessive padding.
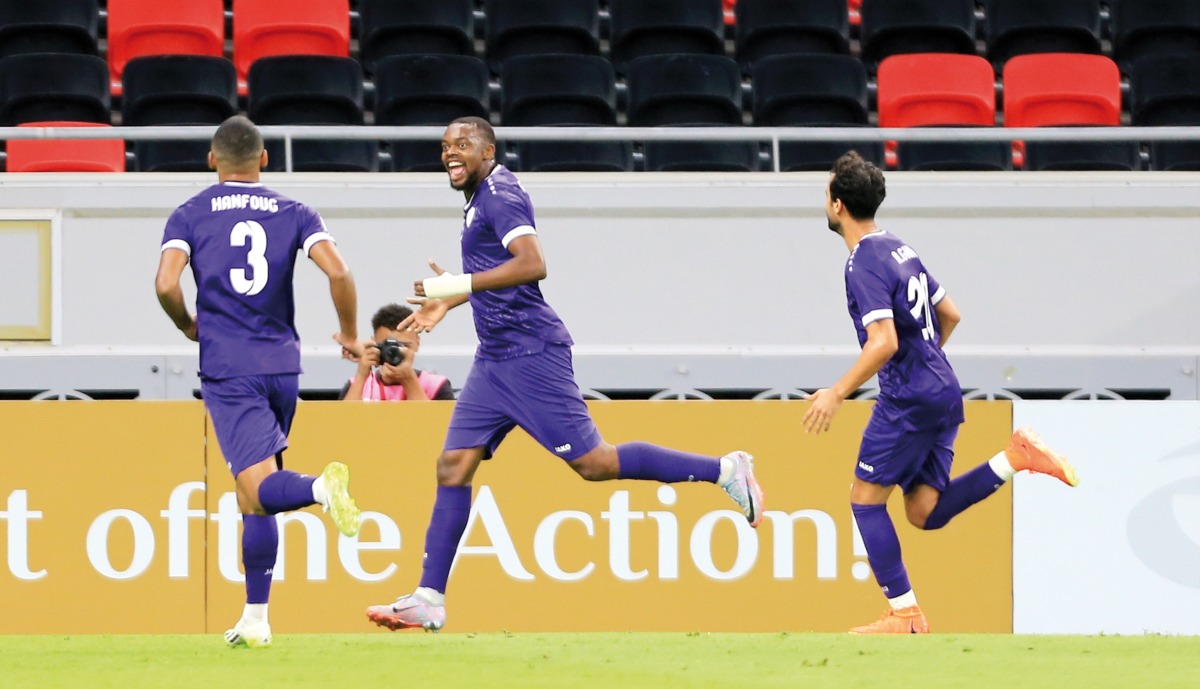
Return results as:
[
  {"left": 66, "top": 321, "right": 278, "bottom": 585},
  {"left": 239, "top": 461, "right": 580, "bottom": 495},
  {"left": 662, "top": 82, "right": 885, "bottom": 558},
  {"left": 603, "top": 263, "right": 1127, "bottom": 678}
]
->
[
  {"left": 371, "top": 303, "right": 413, "bottom": 333},
  {"left": 449, "top": 116, "right": 495, "bottom": 145},
  {"left": 829, "top": 150, "right": 886, "bottom": 220},
  {"left": 211, "top": 115, "right": 263, "bottom": 166}
]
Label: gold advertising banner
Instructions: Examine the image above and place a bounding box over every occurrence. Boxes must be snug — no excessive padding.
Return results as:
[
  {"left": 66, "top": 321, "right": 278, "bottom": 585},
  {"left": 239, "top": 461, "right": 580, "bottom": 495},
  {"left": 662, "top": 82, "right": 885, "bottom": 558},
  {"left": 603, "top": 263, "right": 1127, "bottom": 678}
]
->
[{"left": 3, "top": 400, "right": 1012, "bottom": 634}]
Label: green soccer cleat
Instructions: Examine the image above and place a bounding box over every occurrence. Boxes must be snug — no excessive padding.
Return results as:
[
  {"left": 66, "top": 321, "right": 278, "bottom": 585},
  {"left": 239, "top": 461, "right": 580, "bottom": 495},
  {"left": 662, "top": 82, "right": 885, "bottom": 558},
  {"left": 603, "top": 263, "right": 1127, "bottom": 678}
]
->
[{"left": 320, "top": 461, "right": 362, "bottom": 537}]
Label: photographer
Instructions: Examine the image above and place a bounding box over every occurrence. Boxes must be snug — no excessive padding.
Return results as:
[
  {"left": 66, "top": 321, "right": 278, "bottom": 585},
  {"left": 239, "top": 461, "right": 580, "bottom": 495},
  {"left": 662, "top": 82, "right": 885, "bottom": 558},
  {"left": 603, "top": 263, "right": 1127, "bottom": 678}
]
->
[{"left": 339, "top": 304, "right": 455, "bottom": 401}]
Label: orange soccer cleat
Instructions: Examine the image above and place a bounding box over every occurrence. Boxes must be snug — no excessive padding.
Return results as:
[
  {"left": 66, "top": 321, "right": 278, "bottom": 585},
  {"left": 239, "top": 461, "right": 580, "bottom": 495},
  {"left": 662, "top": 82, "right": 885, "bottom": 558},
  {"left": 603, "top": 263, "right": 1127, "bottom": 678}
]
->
[
  {"left": 849, "top": 605, "right": 930, "bottom": 634},
  {"left": 1006, "top": 428, "right": 1080, "bottom": 487}
]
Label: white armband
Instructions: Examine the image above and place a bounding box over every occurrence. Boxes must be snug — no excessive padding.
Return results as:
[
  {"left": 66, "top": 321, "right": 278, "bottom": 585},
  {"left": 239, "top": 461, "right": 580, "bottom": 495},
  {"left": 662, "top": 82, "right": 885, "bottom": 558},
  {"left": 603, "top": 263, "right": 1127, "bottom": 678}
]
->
[{"left": 423, "top": 272, "right": 473, "bottom": 299}]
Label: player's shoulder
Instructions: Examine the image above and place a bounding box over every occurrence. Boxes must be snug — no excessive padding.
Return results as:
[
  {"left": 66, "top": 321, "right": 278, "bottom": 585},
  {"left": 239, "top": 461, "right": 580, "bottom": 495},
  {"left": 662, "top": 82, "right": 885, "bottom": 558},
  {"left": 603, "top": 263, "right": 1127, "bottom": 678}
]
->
[{"left": 478, "top": 166, "right": 530, "bottom": 204}]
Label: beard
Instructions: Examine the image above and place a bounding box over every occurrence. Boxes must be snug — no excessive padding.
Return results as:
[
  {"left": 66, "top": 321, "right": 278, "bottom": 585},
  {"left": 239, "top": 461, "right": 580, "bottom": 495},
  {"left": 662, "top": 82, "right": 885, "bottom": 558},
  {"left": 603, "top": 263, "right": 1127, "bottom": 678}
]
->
[{"left": 826, "top": 214, "right": 842, "bottom": 234}]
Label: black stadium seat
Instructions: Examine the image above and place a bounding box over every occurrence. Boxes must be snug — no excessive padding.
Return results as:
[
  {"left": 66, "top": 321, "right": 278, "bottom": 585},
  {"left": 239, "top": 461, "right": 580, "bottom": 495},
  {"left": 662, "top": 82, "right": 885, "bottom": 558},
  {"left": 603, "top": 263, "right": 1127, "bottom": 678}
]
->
[
  {"left": 500, "top": 54, "right": 631, "bottom": 171},
  {"left": 735, "top": 0, "right": 850, "bottom": 72},
  {"left": 121, "top": 55, "right": 238, "bottom": 171},
  {"left": 752, "top": 54, "right": 884, "bottom": 170},
  {"left": 609, "top": 0, "right": 725, "bottom": 74},
  {"left": 359, "top": 0, "right": 475, "bottom": 76},
  {"left": 1130, "top": 54, "right": 1200, "bottom": 170},
  {"left": 860, "top": 0, "right": 976, "bottom": 68},
  {"left": 373, "top": 54, "right": 490, "bottom": 172},
  {"left": 485, "top": 0, "right": 600, "bottom": 73},
  {"left": 1111, "top": 0, "right": 1200, "bottom": 70},
  {"left": 628, "top": 54, "right": 760, "bottom": 171},
  {"left": 247, "top": 55, "right": 378, "bottom": 172},
  {"left": 0, "top": 53, "right": 110, "bottom": 125},
  {"left": 986, "top": 0, "right": 1102, "bottom": 69},
  {"left": 0, "top": 0, "right": 99, "bottom": 58}
]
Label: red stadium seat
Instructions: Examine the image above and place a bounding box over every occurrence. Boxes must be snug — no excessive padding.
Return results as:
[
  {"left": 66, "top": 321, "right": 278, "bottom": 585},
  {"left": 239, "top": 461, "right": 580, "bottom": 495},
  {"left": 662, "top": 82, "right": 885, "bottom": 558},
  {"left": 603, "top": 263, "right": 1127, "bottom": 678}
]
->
[
  {"left": 232, "top": 0, "right": 350, "bottom": 85},
  {"left": 877, "top": 53, "right": 1010, "bottom": 170},
  {"left": 1003, "top": 53, "right": 1121, "bottom": 127},
  {"left": 1003, "top": 53, "right": 1137, "bottom": 170},
  {"left": 6, "top": 121, "right": 125, "bottom": 172},
  {"left": 877, "top": 53, "right": 995, "bottom": 127},
  {"left": 106, "top": 0, "right": 225, "bottom": 94}
]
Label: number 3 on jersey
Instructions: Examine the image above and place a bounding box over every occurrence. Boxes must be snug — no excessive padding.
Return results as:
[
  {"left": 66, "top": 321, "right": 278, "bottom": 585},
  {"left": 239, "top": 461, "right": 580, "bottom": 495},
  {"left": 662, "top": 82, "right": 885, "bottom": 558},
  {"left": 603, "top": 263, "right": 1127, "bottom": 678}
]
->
[
  {"left": 230, "top": 220, "right": 268, "bottom": 296},
  {"left": 907, "top": 272, "right": 935, "bottom": 341}
]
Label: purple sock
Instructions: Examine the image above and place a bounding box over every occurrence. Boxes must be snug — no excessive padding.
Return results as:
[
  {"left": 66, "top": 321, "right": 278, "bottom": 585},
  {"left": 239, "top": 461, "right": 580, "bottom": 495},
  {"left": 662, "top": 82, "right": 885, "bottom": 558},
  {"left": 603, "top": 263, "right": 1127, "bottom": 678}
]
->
[
  {"left": 851, "top": 503, "right": 912, "bottom": 599},
  {"left": 616, "top": 441, "right": 721, "bottom": 483},
  {"left": 923, "top": 462, "right": 1004, "bottom": 530},
  {"left": 242, "top": 514, "right": 278, "bottom": 604},
  {"left": 417, "top": 485, "right": 472, "bottom": 594},
  {"left": 258, "top": 470, "right": 316, "bottom": 514}
]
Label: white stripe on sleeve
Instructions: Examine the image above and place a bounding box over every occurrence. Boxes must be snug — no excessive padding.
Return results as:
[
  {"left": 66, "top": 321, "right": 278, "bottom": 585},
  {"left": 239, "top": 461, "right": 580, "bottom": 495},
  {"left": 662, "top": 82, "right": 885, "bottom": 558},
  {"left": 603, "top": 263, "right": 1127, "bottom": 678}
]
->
[
  {"left": 303, "top": 232, "right": 335, "bottom": 256},
  {"left": 501, "top": 225, "right": 536, "bottom": 248},
  {"left": 930, "top": 285, "right": 946, "bottom": 305},
  {"left": 861, "top": 308, "right": 893, "bottom": 327},
  {"left": 161, "top": 239, "right": 191, "bottom": 256}
]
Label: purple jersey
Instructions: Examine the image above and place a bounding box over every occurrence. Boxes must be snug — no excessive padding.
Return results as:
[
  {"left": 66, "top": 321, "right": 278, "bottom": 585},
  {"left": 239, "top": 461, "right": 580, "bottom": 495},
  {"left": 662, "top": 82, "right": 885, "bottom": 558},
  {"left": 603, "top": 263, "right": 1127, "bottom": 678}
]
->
[
  {"left": 845, "top": 230, "right": 964, "bottom": 430},
  {"left": 161, "top": 181, "right": 333, "bottom": 379},
  {"left": 461, "top": 166, "right": 572, "bottom": 360}
]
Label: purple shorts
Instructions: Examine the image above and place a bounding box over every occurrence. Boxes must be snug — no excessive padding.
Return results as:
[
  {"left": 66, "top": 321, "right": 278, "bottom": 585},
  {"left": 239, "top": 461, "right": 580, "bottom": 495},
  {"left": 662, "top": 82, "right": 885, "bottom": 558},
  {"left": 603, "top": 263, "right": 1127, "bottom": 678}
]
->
[
  {"left": 855, "top": 408, "right": 959, "bottom": 494},
  {"left": 201, "top": 373, "right": 298, "bottom": 477},
  {"left": 444, "top": 343, "right": 602, "bottom": 461}
]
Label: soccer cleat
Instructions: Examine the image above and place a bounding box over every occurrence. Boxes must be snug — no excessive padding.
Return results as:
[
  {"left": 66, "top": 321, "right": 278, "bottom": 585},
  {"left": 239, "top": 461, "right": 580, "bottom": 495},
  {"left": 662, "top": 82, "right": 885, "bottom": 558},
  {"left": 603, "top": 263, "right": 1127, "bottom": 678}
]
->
[
  {"left": 366, "top": 593, "right": 446, "bottom": 632},
  {"left": 849, "top": 605, "right": 930, "bottom": 634},
  {"left": 320, "top": 461, "right": 362, "bottom": 537},
  {"left": 225, "top": 619, "right": 272, "bottom": 648},
  {"left": 720, "top": 450, "right": 765, "bottom": 527},
  {"left": 1006, "top": 428, "right": 1079, "bottom": 487}
]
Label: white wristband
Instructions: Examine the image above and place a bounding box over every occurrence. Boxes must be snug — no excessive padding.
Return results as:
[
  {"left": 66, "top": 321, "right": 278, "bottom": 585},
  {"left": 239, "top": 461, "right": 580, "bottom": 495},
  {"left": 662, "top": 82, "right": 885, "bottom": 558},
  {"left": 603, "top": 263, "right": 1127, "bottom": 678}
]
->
[{"left": 423, "top": 272, "right": 473, "bottom": 299}]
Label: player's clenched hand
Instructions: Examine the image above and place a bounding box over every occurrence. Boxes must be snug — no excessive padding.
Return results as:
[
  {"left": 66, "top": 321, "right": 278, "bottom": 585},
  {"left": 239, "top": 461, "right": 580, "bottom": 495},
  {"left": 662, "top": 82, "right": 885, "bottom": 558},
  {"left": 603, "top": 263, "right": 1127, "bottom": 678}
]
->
[
  {"left": 802, "top": 388, "right": 843, "bottom": 435},
  {"left": 412, "top": 259, "right": 447, "bottom": 298},
  {"left": 334, "top": 332, "right": 365, "bottom": 361}
]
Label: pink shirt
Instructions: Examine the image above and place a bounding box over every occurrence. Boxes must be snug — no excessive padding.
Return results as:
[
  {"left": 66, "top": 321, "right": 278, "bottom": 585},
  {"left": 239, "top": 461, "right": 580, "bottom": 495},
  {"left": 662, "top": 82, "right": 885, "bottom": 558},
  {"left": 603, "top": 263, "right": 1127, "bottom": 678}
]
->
[{"left": 359, "top": 370, "right": 448, "bottom": 401}]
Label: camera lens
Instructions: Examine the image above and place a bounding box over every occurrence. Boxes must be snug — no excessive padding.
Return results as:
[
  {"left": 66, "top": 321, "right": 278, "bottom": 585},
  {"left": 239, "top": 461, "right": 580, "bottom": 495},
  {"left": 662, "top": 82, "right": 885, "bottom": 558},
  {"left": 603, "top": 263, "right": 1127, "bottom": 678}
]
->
[{"left": 379, "top": 338, "right": 406, "bottom": 366}]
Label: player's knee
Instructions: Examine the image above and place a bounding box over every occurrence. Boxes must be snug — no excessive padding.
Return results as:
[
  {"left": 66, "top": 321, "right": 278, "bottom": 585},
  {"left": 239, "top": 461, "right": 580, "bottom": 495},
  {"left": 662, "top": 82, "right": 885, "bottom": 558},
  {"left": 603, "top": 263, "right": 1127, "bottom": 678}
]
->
[
  {"left": 568, "top": 458, "right": 607, "bottom": 481},
  {"left": 568, "top": 448, "right": 619, "bottom": 481}
]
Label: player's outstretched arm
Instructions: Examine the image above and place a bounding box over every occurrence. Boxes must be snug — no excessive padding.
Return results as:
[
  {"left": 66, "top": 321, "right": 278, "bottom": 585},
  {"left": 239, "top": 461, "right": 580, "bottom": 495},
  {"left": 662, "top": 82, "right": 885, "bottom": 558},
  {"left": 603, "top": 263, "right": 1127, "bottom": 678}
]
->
[
  {"left": 419, "top": 234, "right": 548, "bottom": 300},
  {"left": 309, "top": 240, "right": 360, "bottom": 358},
  {"left": 155, "top": 247, "right": 198, "bottom": 341}
]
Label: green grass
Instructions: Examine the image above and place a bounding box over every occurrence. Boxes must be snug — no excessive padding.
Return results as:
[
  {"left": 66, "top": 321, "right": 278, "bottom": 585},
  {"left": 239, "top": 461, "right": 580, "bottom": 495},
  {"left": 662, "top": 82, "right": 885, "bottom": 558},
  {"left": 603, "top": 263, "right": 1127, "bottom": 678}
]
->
[{"left": 1, "top": 633, "right": 1196, "bottom": 689}]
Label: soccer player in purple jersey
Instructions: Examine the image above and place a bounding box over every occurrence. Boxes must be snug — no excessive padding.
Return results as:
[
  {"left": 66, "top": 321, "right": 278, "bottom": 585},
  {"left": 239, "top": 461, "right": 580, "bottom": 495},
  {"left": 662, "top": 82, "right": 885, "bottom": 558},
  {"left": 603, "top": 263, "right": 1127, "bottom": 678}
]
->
[
  {"left": 155, "top": 116, "right": 365, "bottom": 648},
  {"left": 802, "top": 151, "right": 1080, "bottom": 634},
  {"left": 364, "top": 116, "right": 765, "bottom": 632}
]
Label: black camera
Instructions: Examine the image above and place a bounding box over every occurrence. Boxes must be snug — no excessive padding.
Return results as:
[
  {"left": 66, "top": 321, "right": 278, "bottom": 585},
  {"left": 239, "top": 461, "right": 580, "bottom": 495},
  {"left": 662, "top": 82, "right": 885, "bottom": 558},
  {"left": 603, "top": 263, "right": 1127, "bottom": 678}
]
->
[{"left": 377, "top": 338, "right": 407, "bottom": 366}]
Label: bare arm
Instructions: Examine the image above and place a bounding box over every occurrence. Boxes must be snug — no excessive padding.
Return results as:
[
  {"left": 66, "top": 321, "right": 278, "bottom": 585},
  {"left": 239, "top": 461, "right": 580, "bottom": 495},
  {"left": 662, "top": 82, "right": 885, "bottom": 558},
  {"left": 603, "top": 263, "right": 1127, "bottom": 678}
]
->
[
  {"left": 801, "top": 318, "right": 899, "bottom": 434},
  {"left": 309, "top": 240, "right": 360, "bottom": 356},
  {"left": 934, "top": 294, "right": 961, "bottom": 348},
  {"left": 469, "top": 234, "right": 547, "bottom": 291},
  {"left": 154, "top": 248, "right": 197, "bottom": 341}
]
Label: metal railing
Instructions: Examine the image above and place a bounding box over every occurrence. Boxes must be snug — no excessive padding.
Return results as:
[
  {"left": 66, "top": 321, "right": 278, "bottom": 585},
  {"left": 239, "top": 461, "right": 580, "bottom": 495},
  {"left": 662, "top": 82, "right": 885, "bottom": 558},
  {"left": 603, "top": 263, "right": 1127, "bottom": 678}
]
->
[{"left": 3, "top": 124, "right": 1199, "bottom": 172}]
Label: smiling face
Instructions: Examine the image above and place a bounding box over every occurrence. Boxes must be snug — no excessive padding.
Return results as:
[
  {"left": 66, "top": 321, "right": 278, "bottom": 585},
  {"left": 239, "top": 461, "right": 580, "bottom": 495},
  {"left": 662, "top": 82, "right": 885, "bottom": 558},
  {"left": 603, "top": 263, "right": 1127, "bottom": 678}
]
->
[{"left": 441, "top": 122, "right": 496, "bottom": 194}]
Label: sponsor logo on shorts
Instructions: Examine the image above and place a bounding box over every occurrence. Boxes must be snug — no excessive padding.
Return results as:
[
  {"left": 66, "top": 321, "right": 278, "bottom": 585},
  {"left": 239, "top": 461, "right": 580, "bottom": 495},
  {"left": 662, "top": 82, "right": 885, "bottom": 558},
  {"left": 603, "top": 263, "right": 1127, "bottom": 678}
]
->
[
  {"left": 554, "top": 443, "right": 572, "bottom": 454},
  {"left": 858, "top": 461, "right": 875, "bottom": 473}
]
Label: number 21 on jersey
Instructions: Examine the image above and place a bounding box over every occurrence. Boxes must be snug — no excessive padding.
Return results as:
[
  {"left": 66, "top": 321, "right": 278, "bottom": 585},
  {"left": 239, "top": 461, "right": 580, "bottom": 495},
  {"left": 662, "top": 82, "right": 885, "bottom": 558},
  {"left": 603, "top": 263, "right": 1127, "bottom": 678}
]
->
[{"left": 230, "top": 220, "right": 268, "bottom": 296}]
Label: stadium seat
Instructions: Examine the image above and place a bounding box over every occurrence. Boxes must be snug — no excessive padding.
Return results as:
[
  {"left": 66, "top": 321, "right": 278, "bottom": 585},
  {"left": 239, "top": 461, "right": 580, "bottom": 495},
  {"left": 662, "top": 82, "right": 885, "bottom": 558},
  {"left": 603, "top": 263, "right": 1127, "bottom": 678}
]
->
[
  {"left": 609, "top": 0, "right": 726, "bottom": 74},
  {"left": 986, "top": 0, "right": 1102, "bottom": 69},
  {"left": 1111, "top": 0, "right": 1200, "bottom": 70},
  {"left": 5, "top": 121, "right": 124, "bottom": 172},
  {"left": 860, "top": 0, "right": 976, "bottom": 68},
  {"left": 358, "top": 0, "right": 475, "bottom": 76},
  {"left": 752, "top": 54, "right": 884, "bottom": 171},
  {"left": 0, "top": 0, "right": 99, "bottom": 58},
  {"left": 232, "top": 0, "right": 350, "bottom": 85},
  {"left": 735, "top": 0, "right": 850, "bottom": 72},
  {"left": 373, "top": 54, "right": 489, "bottom": 172},
  {"left": 500, "top": 54, "right": 631, "bottom": 171},
  {"left": 1130, "top": 54, "right": 1200, "bottom": 170},
  {"left": 121, "top": 55, "right": 237, "bottom": 171},
  {"left": 627, "top": 54, "right": 760, "bottom": 171},
  {"left": 0, "top": 53, "right": 110, "bottom": 126},
  {"left": 247, "top": 55, "right": 377, "bottom": 172},
  {"left": 877, "top": 53, "right": 1011, "bottom": 170},
  {"left": 485, "top": 0, "right": 600, "bottom": 73},
  {"left": 105, "top": 0, "right": 224, "bottom": 94},
  {"left": 1003, "top": 53, "right": 1138, "bottom": 170}
]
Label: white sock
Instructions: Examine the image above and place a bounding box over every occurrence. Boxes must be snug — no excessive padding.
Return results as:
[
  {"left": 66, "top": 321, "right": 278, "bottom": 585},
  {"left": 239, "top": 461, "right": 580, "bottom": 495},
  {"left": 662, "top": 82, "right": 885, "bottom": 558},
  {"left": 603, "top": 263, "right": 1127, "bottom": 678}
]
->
[
  {"left": 717, "top": 456, "right": 735, "bottom": 486},
  {"left": 242, "top": 603, "right": 268, "bottom": 626},
  {"left": 988, "top": 451, "right": 1017, "bottom": 482},
  {"left": 311, "top": 475, "right": 328, "bottom": 507},
  {"left": 415, "top": 586, "right": 445, "bottom": 606},
  {"left": 888, "top": 590, "right": 918, "bottom": 610}
]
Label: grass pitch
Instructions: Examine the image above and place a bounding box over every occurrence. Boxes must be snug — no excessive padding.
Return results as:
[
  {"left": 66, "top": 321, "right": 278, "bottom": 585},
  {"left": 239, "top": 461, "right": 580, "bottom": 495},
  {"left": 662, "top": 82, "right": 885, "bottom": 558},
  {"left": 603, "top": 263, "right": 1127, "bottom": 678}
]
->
[{"left": 1, "top": 632, "right": 1195, "bottom": 689}]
